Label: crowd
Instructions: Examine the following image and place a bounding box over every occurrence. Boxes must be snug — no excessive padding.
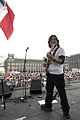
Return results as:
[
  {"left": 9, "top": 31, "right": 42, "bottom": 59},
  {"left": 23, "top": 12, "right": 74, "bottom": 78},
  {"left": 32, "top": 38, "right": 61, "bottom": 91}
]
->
[
  {"left": 3, "top": 72, "right": 45, "bottom": 89},
  {"left": 64, "top": 71, "right": 80, "bottom": 80},
  {"left": 2, "top": 70, "right": 80, "bottom": 90}
]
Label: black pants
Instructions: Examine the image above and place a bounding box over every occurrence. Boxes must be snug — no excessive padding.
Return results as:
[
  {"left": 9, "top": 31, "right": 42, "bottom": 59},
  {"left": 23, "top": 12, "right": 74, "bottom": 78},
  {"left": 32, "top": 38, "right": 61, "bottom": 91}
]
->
[{"left": 45, "top": 72, "right": 70, "bottom": 113}]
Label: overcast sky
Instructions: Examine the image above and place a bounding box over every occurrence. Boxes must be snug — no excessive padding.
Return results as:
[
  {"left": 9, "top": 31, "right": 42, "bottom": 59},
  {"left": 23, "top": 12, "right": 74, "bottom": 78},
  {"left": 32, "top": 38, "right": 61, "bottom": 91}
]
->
[{"left": 0, "top": 0, "right": 80, "bottom": 61}]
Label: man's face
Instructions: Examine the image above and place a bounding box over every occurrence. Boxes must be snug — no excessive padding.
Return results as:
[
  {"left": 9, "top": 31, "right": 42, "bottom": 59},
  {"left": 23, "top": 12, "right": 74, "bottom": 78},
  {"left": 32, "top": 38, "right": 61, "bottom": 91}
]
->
[{"left": 50, "top": 36, "right": 57, "bottom": 47}]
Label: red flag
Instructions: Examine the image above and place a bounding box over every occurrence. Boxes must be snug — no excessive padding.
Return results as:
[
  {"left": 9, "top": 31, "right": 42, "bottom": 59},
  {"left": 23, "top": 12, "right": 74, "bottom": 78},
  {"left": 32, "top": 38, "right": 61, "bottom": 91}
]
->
[{"left": 0, "top": 2, "right": 15, "bottom": 40}]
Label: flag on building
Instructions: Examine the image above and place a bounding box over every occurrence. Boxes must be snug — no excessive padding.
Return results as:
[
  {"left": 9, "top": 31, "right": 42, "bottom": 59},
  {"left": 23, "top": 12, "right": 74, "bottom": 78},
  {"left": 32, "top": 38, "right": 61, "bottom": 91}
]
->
[{"left": 0, "top": 1, "right": 15, "bottom": 40}]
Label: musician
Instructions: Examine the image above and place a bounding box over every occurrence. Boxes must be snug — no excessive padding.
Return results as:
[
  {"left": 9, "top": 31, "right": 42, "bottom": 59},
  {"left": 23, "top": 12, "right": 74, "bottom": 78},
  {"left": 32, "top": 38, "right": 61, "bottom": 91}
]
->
[{"left": 41, "top": 35, "right": 70, "bottom": 120}]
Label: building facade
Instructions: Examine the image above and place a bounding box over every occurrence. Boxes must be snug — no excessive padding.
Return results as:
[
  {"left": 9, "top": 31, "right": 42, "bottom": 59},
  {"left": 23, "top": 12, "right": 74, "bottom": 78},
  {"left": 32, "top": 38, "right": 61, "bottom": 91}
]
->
[
  {"left": 69, "top": 53, "right": 80, "bottom": 71},
  {"left": 64, "top": 56, "right": 69, "bottom": 71},
  {"left": 4, "top": 54, "right": 45, "bottom": 74},
  {"left": 4, "top": 53, "right": 80, "bottom": 74}
]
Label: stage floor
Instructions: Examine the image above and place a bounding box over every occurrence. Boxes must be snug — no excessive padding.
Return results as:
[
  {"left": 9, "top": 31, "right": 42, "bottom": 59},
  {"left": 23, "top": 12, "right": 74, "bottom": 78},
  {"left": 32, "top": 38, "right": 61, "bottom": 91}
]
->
[{"left": 0, "top": 84, "right": 80, "bottom": 120}]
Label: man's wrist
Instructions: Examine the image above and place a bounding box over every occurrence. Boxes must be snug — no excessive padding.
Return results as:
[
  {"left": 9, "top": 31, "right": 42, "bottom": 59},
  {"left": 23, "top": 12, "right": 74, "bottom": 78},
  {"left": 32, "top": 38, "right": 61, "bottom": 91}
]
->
[{"left": 53, "top": 57, "right": 56, "bottom": 62}]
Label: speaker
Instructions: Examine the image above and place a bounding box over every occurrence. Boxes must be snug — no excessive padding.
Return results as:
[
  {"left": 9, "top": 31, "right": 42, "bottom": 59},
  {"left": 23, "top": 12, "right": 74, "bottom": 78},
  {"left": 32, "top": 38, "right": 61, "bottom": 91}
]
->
[
  {"left": 30, "top": 79, "right": 42, "bottom": 94},
  {"left": 0, "top": 80, "right": 12, "bottom": 98}
]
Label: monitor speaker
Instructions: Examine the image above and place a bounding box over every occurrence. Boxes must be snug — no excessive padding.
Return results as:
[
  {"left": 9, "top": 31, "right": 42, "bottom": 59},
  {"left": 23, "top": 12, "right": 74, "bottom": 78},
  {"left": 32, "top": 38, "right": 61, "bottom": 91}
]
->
[
  {"left": 0, "top": 80, "right": 12, "bottom": 98},
  {"left": 30, "top": 79, "right": 42, "bottom": 94}
]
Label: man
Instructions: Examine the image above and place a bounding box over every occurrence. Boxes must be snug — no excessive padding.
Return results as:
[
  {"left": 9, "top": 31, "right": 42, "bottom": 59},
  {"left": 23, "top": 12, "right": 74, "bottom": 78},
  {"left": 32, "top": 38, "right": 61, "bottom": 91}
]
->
[{"left": 41, "top": 35, "right": 70, "bottom": 120}]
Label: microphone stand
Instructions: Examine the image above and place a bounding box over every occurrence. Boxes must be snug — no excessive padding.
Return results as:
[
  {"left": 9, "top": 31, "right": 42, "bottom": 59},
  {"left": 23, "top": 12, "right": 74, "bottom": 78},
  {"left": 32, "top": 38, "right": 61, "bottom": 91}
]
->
[
  {"left": 23, "top": 48, "right": 28, "bottom": 100},
  {"left": 21, "top": 48, "right": 32, "bottom": 102},
  {"left": 52, "top": 91, "right": 59, "bottom": 100},
  {"left": 13, "top": 48, "right": 32, "bottom": 103}
]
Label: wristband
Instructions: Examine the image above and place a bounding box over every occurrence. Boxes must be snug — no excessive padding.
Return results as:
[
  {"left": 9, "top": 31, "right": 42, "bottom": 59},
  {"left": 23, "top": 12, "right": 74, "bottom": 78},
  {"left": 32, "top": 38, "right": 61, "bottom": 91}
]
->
[{"left": 53, "top": 58, "right": 56, "bottom": 62}]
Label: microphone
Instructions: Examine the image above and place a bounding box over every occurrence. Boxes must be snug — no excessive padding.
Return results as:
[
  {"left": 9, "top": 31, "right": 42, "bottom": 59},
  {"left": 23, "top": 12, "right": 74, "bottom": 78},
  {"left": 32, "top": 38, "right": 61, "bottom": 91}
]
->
[{"left": 26, "top": 47, "right": 29, "bottom": 51}]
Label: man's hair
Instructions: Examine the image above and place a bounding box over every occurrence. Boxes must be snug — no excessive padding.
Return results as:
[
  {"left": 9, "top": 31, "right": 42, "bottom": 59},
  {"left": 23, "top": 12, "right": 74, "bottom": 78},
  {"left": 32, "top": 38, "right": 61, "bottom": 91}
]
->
[{"left": 48, "top": 35, "right": 59, "bottom": 48}]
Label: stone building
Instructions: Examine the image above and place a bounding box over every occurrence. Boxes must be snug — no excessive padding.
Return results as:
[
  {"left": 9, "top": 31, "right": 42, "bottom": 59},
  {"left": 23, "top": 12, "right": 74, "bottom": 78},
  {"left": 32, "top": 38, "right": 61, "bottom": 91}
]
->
[
  {"left": 69, "top": 53, "right": 80, "bottom": 71},
  {"left": 4, "top": 53, "right": 80, "bottom": 74},
  {"left": 4, "top": 54, "right": 45, "bottom": 74},
  {"left": 64, "top": 56, "right": 69, "bottom": 71}
]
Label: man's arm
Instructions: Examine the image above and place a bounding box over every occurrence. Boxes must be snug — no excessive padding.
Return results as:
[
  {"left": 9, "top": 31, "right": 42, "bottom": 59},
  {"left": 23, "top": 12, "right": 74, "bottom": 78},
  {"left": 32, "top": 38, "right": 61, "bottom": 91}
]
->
[{"left": 53, "top": 55, "right": 65, "bottom": 64}]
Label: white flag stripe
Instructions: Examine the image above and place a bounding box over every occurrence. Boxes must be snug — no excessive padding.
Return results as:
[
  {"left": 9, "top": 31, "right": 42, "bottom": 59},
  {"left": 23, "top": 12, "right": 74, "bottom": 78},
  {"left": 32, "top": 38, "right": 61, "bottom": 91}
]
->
[{"left": 0, "top": 3, "right": 7, "bottom": 22}]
